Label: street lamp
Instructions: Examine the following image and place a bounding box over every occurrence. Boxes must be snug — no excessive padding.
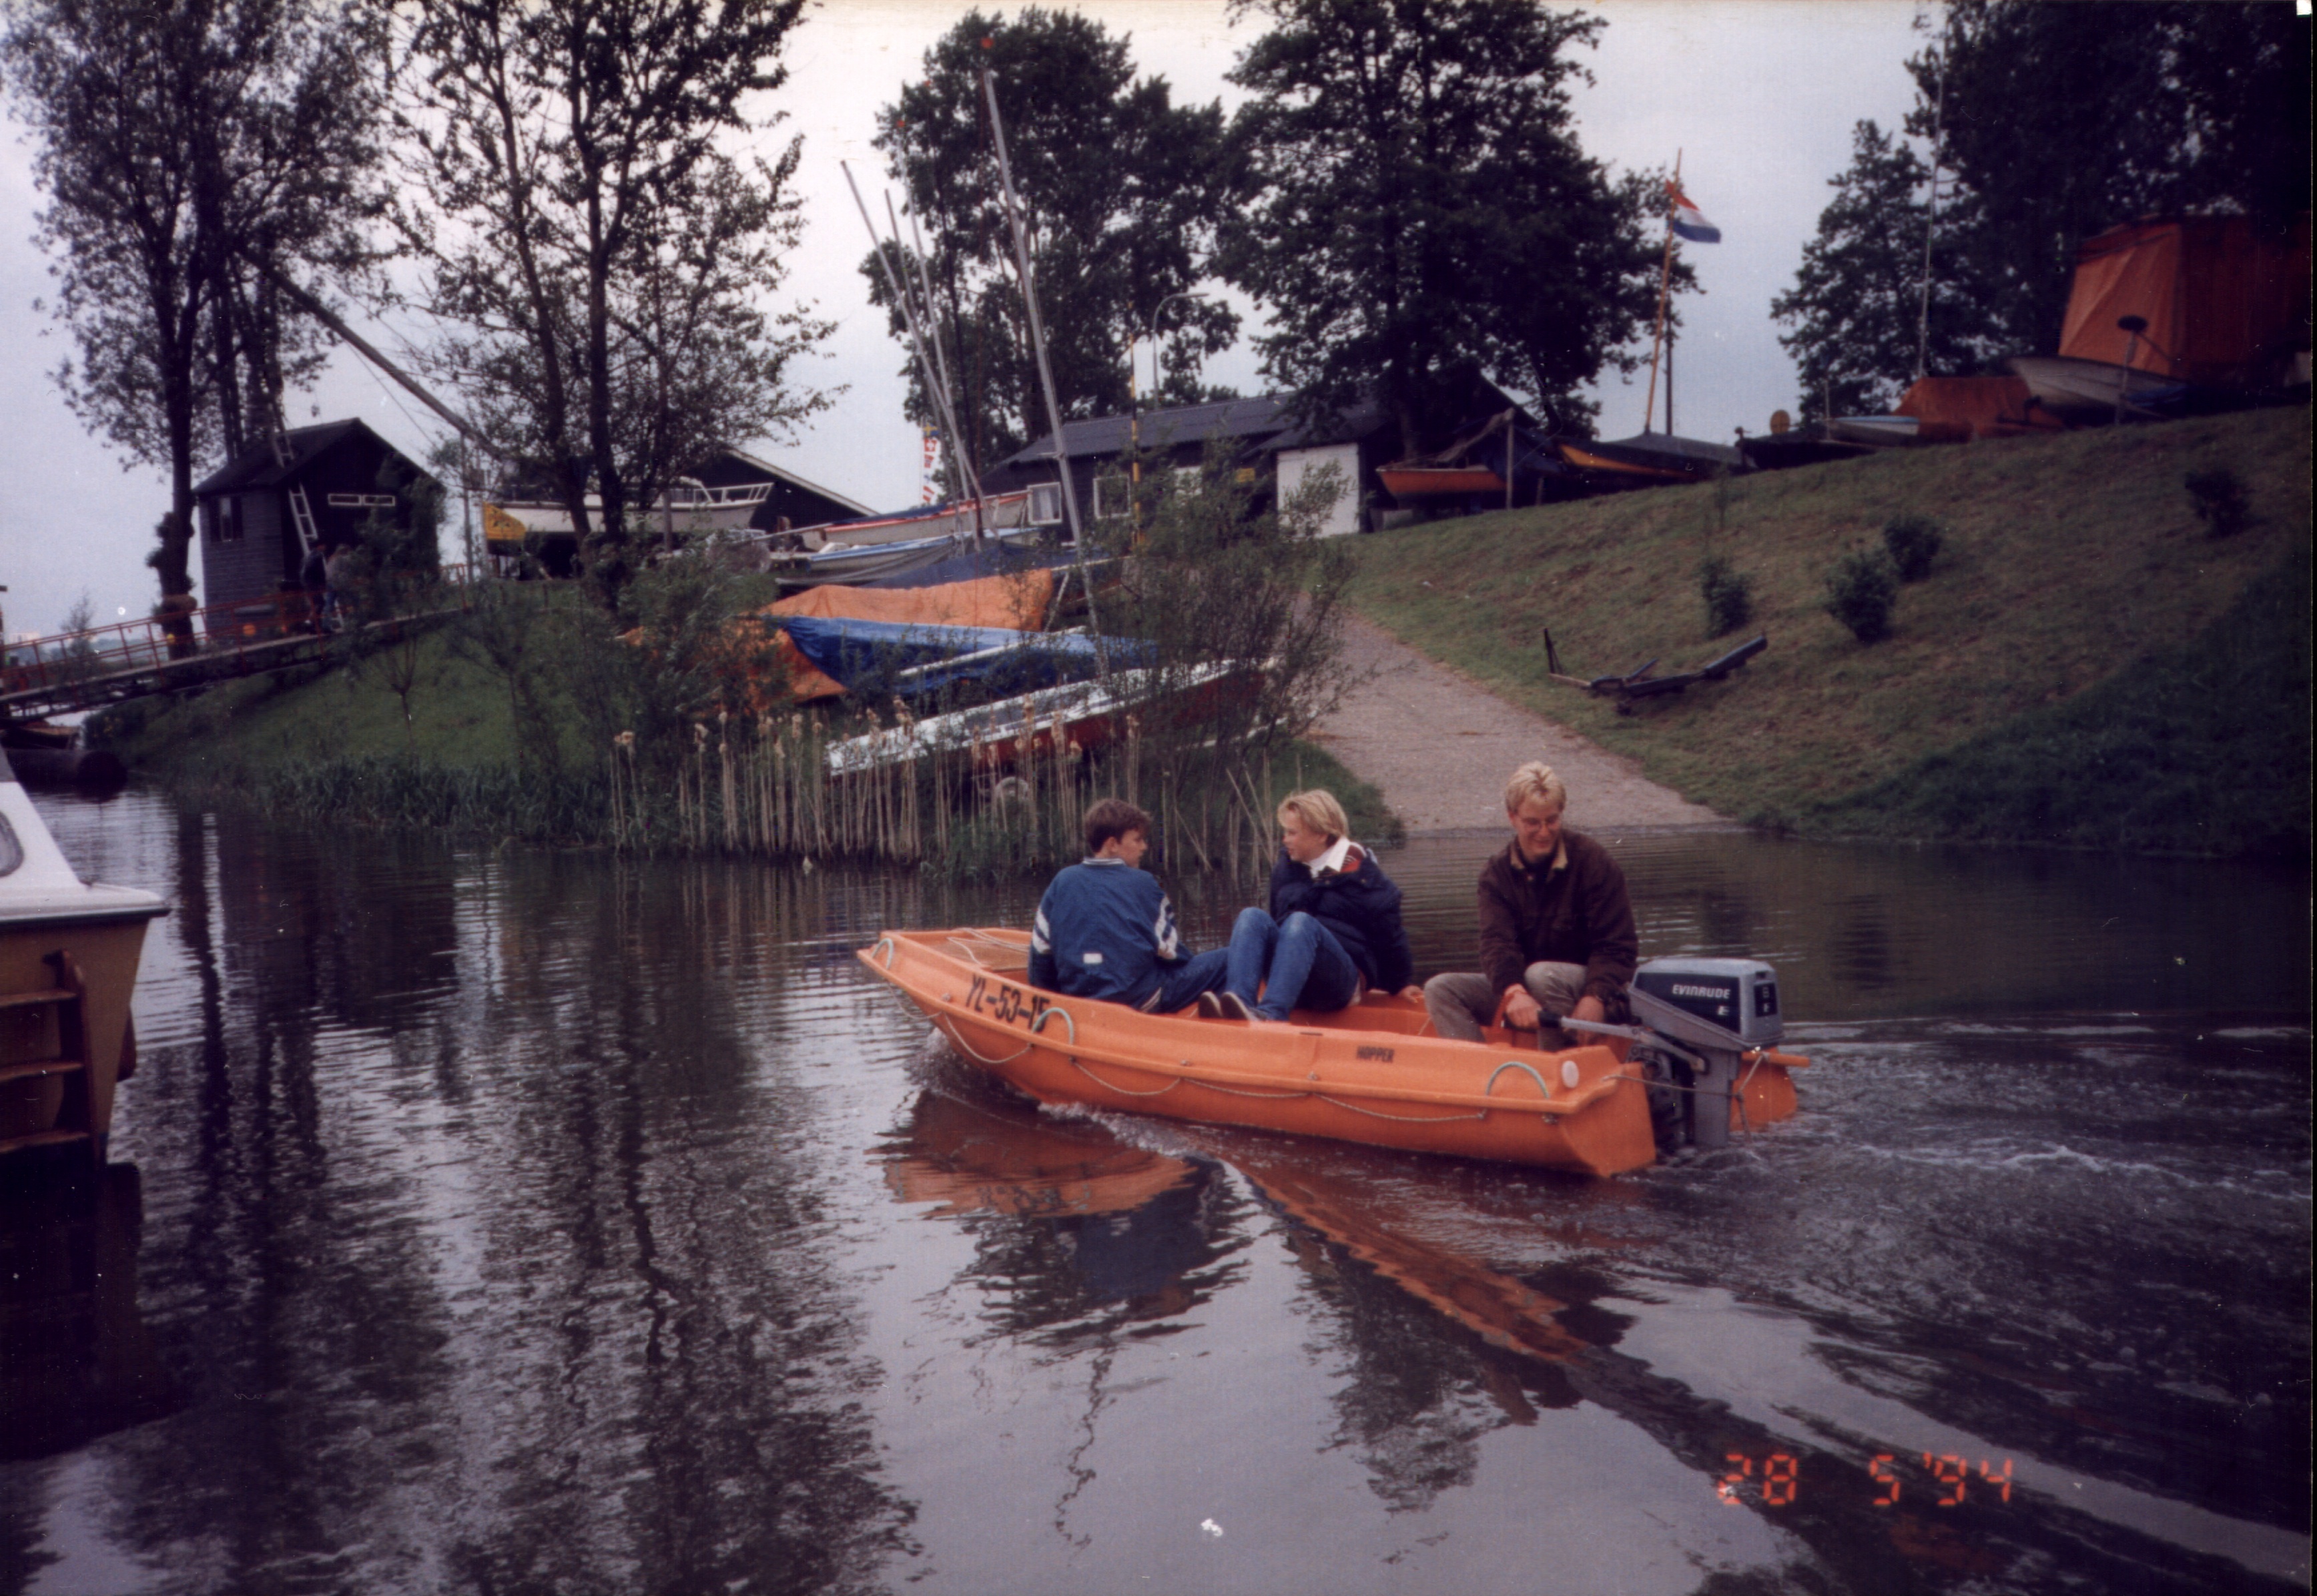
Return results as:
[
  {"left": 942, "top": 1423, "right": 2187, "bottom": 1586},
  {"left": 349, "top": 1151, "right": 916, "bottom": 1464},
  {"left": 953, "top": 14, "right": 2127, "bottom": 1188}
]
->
[{"left": 1130, "top": 291, "right": 1208, "bottom": 524}]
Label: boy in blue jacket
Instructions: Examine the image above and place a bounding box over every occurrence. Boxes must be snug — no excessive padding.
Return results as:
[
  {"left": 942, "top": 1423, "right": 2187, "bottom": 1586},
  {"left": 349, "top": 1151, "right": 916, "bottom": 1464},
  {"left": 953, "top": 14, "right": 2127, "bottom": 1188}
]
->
[{"left": 1028, "top": 798, "right": 1229, "bottom": 1012}]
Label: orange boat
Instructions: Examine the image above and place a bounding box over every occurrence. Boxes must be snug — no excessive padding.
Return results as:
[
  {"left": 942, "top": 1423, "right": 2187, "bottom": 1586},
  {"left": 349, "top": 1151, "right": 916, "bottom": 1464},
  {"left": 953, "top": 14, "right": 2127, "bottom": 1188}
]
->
[
  {"left": 858, "top": 928, "right": 1805, "bottom": 1177},
  {"left": 1377, "top": 466, "right": 1506, "bottom": 500}
]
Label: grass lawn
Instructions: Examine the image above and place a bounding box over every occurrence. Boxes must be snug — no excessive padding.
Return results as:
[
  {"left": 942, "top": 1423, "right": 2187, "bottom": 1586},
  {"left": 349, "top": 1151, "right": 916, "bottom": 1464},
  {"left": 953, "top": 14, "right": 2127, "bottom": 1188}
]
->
[{"left": 1345, "top": 406, "right": 2310, "bottom": 855}]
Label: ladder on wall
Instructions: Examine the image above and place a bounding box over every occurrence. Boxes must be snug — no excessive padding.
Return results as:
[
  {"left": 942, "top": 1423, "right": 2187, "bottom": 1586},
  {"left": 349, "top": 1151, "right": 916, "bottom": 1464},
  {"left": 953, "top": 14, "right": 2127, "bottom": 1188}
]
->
[
  {"left": 287, "top": 483, "right": 320, "bottom": 555},
  {"left": 0, "top": 951, "right": 99, "bottom": 1166}
]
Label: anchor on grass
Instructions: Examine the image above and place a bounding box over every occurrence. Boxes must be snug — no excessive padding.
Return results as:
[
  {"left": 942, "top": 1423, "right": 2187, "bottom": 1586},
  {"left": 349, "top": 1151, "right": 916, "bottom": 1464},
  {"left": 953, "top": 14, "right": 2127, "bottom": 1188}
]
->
[{"left": 1543, "top": 629, "right": 1766, "bottom": 713}]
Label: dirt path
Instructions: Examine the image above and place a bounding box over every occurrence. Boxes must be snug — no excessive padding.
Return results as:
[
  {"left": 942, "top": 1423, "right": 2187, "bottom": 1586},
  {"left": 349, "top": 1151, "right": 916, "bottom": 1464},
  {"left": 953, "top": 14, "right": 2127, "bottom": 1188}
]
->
[{"left": 1309, "top": 615, "right": 1731, "bottom": 836}]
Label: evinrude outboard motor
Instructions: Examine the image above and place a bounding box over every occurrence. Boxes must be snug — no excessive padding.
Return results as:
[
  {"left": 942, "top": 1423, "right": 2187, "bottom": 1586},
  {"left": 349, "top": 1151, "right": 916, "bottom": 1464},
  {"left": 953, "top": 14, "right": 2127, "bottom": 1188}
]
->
[{"left": 1566, "top": 957, "right": 1784, "bottom": 1152}]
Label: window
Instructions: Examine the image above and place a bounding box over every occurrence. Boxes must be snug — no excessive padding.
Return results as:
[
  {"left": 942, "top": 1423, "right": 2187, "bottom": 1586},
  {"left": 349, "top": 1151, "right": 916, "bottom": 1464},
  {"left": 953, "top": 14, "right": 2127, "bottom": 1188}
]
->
[
  {"left": 327, "top": 493, "right": 397, "bottom": 509},
  {"left": 1092, "top": 471, "right": 1132, "bottom": 521},
  {"left": 212, "top": 496, "right": 242, "bottom": 542},
  {"left": 1027, "top": 482, "right": 1064, "bottom": 526}
]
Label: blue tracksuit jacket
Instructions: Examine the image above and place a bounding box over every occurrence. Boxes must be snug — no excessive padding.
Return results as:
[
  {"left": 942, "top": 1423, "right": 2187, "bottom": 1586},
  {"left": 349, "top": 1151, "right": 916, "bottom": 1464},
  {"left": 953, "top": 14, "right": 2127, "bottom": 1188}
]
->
[{"left": 1027, "top": 857, "right": 1189, "bottom": 1009}]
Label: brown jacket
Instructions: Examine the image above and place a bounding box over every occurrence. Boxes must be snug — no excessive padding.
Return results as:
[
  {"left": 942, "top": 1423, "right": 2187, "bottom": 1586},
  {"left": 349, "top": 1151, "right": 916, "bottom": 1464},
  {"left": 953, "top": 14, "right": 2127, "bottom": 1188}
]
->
[{"left": 1476, "top": 829, "right": 1637, "bottom": 1020}]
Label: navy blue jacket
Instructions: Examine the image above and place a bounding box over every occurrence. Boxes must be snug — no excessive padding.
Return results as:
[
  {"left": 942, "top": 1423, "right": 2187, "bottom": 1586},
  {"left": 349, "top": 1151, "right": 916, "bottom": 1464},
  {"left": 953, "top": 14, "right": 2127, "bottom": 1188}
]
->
[
  {"left": 1028, "top": 857, "right": 1191, "bottom": 1009},
  {"left": 1269, "top": 843, "right": 1413, "bottom": 993}
]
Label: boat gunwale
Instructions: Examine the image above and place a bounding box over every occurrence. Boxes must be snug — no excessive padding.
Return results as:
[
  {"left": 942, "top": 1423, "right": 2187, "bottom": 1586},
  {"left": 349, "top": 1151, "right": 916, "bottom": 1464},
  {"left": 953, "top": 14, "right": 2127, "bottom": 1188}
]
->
[{"left": 862, "top": 931, "right": 1641, "bottom": 1122}]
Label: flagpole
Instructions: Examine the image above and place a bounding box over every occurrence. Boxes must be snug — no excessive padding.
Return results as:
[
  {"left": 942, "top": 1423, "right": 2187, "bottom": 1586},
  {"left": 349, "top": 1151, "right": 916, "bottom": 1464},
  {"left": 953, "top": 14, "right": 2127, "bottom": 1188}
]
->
[{"left": 1641, "top": 151, "right": 1681, "bottom": 436}]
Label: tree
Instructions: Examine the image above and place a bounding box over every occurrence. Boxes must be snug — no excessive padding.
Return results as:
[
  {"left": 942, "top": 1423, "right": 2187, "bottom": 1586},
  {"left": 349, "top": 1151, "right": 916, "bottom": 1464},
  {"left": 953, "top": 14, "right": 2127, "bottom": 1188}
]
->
[
  {"left": 1776, "top": 2, "right": 2313, "bottom": 411},
  {"left": 1222, "top": 0, "right": 1667, "bottom": 456},
  {"left": 2, "top": 0, "right": 385, "bottom": 606},
  {"left": 865, "top": 9, "right": 1243, "bottom": 479},
  {"left": 391, "top": 0, "right": 830, "bottom": 615},
  {"left": 1770, "top": 121, "right": 2006, "bottom": 420}
]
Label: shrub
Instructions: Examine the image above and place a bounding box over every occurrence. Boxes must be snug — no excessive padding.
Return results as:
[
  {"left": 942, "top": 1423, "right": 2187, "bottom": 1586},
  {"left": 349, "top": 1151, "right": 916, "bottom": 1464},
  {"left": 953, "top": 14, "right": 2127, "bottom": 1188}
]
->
[
  {"left": 1881, "top": 514, "right": 1944, "bottom": 581},
  {"left": 1824, "top": 549, "right": 1899, "bottom": 643},
  {"left": 1698, "top": 554, "right": 1754, "bottom": 637},
  {"left": 2184, "top": 466, "right": 2250, "bottom": 539}
]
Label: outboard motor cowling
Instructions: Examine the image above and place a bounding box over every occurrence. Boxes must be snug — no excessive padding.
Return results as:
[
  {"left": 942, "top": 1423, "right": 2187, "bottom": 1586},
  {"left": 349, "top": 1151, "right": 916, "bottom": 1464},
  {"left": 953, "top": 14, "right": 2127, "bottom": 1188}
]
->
[
  {"left": 1627, "top": 957, "right": 1782, "bottom": 1151},
  {"left": 1630, "top": 957, "right": 1781, "bottom": 1049}
]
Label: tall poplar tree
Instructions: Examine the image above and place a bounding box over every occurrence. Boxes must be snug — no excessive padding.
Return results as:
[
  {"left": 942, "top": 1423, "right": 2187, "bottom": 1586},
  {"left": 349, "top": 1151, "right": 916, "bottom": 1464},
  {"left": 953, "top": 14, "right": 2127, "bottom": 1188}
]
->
[{"left": 2, "top": 0, "right": 383, "bottom": 606}]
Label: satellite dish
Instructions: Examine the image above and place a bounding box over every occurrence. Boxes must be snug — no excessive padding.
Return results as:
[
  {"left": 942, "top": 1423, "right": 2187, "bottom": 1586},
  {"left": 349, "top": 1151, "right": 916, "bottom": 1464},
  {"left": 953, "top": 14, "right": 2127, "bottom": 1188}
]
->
[{"left": 1769, "top": 409, "right": 1792, "bottom": 435}]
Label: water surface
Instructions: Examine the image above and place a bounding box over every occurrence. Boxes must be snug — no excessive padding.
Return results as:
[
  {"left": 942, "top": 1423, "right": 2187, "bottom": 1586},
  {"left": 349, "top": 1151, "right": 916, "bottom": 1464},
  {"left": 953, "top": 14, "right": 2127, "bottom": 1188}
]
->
[{"left": 3, "top": 794, "right": 2306, "bottom": 1594}]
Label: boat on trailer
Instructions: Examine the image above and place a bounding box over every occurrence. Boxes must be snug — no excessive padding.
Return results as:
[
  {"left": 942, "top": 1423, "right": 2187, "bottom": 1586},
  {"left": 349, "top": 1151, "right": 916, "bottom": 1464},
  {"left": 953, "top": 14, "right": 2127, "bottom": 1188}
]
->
[
  {"left": 860, "top": 929, "right": 1806, "bottom": 1177},
  {"left": 0, "top": 751, "right": 167, "bottom": 1172}
]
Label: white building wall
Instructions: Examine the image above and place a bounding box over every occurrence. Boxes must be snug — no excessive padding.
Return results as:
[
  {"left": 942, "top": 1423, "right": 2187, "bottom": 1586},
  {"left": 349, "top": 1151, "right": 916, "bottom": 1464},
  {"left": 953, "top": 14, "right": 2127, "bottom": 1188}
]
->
[{"left": 1275, "top": 443, "right": 1361, "bottom": 538}]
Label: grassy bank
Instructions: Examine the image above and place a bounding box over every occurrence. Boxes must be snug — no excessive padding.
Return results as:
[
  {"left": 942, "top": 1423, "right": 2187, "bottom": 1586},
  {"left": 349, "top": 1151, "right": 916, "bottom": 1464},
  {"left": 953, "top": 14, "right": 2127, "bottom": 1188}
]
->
[
  {"left": 95, "top": 600, "right": 1396, "bottom": 872},
  {"left": 1346, "top": 406, "right": 2310, "bottom": 859}
]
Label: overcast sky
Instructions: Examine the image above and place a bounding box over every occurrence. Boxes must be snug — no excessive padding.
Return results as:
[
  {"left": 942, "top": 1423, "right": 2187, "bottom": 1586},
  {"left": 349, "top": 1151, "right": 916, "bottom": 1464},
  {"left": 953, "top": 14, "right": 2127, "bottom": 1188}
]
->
[{"left": 0, "top": 0, "right": 1929, "bottom": 641}]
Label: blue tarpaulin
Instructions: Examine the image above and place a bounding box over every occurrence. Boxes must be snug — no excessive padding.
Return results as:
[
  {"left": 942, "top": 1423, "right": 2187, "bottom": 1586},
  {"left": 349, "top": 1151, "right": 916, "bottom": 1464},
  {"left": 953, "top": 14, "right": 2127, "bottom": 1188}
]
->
[{"left": 774, "top": 617, "right": 1147, "bottom": 699}]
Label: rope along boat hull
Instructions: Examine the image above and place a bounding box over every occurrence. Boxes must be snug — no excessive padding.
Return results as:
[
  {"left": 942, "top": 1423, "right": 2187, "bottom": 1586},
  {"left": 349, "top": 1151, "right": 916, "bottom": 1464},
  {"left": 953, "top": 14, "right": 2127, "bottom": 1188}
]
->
[{"left": 861, "top": 929, "right": 1800, "bottom": 1176}]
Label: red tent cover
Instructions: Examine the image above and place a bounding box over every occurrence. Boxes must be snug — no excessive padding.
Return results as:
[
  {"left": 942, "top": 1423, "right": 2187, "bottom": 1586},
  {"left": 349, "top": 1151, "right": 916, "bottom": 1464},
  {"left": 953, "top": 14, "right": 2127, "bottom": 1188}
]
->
[{"left": 2059, "top": 214, "right": 2312, "bottom": 387}]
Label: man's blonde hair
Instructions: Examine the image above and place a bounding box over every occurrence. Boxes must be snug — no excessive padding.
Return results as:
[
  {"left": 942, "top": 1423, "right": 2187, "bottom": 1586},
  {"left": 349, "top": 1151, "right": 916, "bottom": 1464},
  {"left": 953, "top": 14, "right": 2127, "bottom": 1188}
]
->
[
  {"left": 1504, "top": 762, "right": 1567, "bottom": 815},
  {"left": 1276, "top": 787, "right": 1350, "bottom": 841}
]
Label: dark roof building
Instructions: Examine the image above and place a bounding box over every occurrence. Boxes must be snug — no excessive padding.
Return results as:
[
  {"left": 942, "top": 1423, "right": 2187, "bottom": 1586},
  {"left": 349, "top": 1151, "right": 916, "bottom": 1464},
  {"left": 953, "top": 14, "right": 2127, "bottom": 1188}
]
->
[
  {"left": 981, "top": 378, "right": 1538, "bottom": 536},
  {"left": 689, "top": 446, "right": 872, "bottom": 532},
  {"left": 192, "top": 419, "right": 442, "bottom": 615}
]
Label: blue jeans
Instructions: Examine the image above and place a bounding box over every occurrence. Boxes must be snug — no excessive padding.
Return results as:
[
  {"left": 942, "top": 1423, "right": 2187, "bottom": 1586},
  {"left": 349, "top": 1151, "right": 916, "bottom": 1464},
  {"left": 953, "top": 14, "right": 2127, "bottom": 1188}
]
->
[
  {"left": 1225, "top": 907, "right": 1361, "bottom": 1021},
  {"left": 1146, "top": 948, "right": 1231, "bottom": 1014}
]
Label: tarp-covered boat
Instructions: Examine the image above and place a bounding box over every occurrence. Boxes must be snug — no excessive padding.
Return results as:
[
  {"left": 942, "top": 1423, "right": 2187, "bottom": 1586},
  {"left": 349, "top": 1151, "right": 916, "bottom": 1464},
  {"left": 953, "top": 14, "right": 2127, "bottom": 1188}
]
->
[
  {"left": 859, "top": 929, "right": 1806, "bottom": 1176},
  {"left": 775, "top": 617, "right": 1146, "bottom": 703}
]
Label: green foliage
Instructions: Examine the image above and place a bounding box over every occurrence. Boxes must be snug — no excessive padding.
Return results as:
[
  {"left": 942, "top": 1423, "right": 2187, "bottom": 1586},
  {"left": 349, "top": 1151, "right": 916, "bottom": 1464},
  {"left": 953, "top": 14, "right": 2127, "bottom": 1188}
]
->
[
  {"left": 1823, "top": 548, "right": 1899, "bottom": 643},
  {"left": 866, "top": 9, "right": 1241, "bottom": 474},
  {"left": 1770, "top": 119, "right": 2003, "bottom": 421},
  {"left": 1222, "top": 0, "right": 1668, "bottom": 451},
  {"left": 2184, "top": 467, "right": 2250, "bottom": 540},
  {"left": 391, "top": 0, "right": 830, "bottom": 615},
  {"left": 1816, "top": 540, "right": 2311, "bottom": 861},
  {"left": 1698, "top": 555, "right": 1753, "bottom": 639},
  {"left": 541, "top": 538, "right": 787, "bottom": 775},
  {"left": 1881, "top": 513, "right": 1943, "bottom": 581},
  {"left": 1102, "top": 441, "right": 1355, "bottom": 743}
]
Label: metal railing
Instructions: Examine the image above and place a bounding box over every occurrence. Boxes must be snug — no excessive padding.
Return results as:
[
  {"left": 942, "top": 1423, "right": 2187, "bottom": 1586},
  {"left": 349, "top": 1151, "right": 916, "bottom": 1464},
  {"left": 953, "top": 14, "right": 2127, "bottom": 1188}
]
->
[{"left": 2, "top": 564, "right": 482, "bottom": 719}]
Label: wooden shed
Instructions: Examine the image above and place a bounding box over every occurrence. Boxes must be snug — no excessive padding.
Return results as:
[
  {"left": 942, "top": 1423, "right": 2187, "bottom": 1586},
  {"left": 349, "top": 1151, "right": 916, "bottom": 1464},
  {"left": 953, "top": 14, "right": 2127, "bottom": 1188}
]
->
[{"left": 192, "top": 420, "right": 440, "bottom": 613}]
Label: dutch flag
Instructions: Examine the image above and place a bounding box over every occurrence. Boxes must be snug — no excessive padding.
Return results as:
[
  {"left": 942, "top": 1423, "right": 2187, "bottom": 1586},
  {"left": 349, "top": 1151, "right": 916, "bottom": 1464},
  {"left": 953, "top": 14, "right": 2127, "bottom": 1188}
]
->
[{"left": 1668, "top": 180, "right": 1720, "bottom": 244}]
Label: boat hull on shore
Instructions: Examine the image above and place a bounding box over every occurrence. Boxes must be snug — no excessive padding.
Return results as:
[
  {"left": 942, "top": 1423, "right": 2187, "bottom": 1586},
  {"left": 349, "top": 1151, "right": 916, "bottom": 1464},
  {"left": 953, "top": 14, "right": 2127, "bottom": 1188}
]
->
[
  {"left": 1, "top": 755, "right": 167, "bottom": 1163},
  {"left": 860, "top": 929, "right": 1801, "bottom": 1176}
]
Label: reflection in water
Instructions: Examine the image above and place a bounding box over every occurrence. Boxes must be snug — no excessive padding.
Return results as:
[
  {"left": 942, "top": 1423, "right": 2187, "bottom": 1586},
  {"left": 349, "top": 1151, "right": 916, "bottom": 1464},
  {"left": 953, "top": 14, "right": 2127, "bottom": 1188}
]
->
[
  {"left": 5, "top": 789, "right": 2305, "bottom": 1596},
  {"left": 0, "top": 1164, "right": 177, "bottom": 1463}
]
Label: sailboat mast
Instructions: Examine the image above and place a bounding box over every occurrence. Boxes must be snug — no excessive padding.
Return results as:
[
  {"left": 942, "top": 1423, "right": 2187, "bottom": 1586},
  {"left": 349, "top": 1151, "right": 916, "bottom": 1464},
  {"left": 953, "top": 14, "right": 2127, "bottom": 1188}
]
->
[
  {"left": 843, "top": 163, "right": 979, "bottom": 531},
  {"left": 980, "top": 60, "right": 1106, "bottom": 671},
  {"left": 1913, "top": 52, "right": 1947, "bottom": 382}
]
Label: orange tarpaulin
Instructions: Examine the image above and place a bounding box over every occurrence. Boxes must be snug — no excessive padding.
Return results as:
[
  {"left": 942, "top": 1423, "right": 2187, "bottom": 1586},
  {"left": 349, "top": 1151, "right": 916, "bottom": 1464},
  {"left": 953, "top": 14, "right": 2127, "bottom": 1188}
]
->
[
  {"left": 763, "top": 568, "right": 1058, "bottom": 701},
  {"left": 1895, "top": 377, "right": 2062, "bottom": 440},
  {"left": 2059, "top": 214, "right": 2312, "bottom": 387}
]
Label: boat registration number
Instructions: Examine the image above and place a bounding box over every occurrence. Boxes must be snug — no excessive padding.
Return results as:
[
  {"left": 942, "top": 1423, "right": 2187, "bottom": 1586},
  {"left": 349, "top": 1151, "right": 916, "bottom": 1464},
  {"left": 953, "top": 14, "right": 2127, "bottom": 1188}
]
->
[{"left": 965, "top": 973, "right": 1052, "bottom": 1029}]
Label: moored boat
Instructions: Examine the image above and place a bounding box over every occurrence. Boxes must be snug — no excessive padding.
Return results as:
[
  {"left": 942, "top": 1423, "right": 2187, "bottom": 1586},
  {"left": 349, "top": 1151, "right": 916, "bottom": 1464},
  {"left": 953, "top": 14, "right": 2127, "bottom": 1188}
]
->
[
  {"left": 1376, "top": 465, "right": 1507, "bottom": 500},
  {"left": 2003, "top": 355, "right": 2189, "bottom": 423},
  {"left": 824, "top": 660, "right": 1255, "bottom": 775},
  {"left": 0, "top": 751, "right": 168, "bottom": 1170},
  {"left": 1556, "top": 430, "right": 1746, "bottom": 486},
  {"left": 858, "top": 929, "right": 1806, "bottom": 1176}
]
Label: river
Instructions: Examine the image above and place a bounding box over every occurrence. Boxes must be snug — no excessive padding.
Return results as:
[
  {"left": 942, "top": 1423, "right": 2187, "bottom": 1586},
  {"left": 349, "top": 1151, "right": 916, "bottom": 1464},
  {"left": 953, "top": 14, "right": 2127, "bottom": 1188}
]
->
[{"left": 2, "top": 789, "right": 2307, "bottom": 1595}]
